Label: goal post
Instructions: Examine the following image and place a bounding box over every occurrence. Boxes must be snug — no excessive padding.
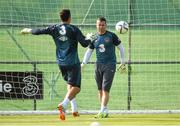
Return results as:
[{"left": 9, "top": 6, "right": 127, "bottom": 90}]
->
[{"left": 0, "top": 0, "right": 180, "bottom": 114}]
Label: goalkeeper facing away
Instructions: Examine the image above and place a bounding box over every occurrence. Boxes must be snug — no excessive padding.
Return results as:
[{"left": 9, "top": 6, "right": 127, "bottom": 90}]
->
[
  {"left": 20, "top": 9, "right": 94, "bottom": 120},
  {"left": 81, "top": 17, "right": 126, "bottom": 118}
]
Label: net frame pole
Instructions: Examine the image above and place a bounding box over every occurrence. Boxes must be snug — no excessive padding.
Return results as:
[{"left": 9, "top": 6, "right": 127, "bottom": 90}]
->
[
  {"left": 33, "top": 63, "right": 37, "bottom": 110},
  {"left": 127, "top": 0, "right": 133, "bottom": 110}
]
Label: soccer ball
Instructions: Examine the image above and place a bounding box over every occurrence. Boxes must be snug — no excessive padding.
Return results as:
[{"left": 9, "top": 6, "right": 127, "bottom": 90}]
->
[
  {"left": 90, "top": 122, "right": 100, "bottom": 126},
  {"left": 115, "top": 21, "right": 129, "bottom": 34}
]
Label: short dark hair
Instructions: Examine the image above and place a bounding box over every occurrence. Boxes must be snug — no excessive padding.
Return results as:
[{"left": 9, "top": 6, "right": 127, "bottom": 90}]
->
[
  {"left": 97, "top": 16, "right": 106, "bottom": 24},
  {"left": 59, "top": 9, "right": 71, "bottom": 22}
]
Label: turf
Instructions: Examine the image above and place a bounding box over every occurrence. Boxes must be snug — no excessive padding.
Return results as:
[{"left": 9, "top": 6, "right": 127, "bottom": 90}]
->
[{"left": 0, "top": 114, "right": 180, "bottom": 126}]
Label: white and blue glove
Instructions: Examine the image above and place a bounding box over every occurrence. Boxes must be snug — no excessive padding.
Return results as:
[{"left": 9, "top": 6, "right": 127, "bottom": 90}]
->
[
  {"left": 86, "top": 33, "right": 97, "bottom": 43},
  {"left": 20, "top": 28, "right": 32, "bottom": 34},
  {"left": 117, "top": 64, "right": 126, "bottom": 73}
]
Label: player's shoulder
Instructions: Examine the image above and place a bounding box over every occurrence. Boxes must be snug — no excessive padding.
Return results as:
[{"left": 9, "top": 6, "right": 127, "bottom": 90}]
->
[
  {"left": 66, "top": 24, "right": 80, "bottom": 32},
  {"left": 106, "top": 30, "right": 118, "bottom": 38},
  {"left": 68, "top": 24, "right": 77, "bottom": 28},
  {"left": 69, "top": 24, "right": 79, "bottom": 30},
  {"left": 46, "top": 24, "right": 58, "bottom": 30},
  {"left": 106, "top": 30, "right": 116, "bottom": 35},
  {"left": 68, "top": 24, "right": 76, "bottom": 28}
]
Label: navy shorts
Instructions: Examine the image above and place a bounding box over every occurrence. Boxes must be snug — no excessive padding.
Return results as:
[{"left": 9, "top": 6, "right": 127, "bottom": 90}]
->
[
  {"left": 95, "top": 63, "right": 116, "bottom": 92},
  {"left": 59, "top": 64, "right": 81, "bottom": 88}
]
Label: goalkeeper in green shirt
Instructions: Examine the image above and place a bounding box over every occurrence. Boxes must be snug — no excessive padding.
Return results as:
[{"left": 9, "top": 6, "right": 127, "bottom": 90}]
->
[
  {"left": 21, "top": 9, "right": 95, "bottom": 120},
  {"left": 81, "top": 17, "right": 126, "bottom": 118}
]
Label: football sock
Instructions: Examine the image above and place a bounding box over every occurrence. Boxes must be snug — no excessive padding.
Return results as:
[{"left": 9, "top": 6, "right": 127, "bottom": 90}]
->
[
  {"left": 100, "top": 105, "right": 107, "bottom": 113},
  {"left": 59, "top": 97, "right": 70, "bottom": 108},
  {"left": 70, "top": 98, "right": 77, "bottom": 112},
  {"left": 104, "top": 107, "right": 108, "bottom": 114}
]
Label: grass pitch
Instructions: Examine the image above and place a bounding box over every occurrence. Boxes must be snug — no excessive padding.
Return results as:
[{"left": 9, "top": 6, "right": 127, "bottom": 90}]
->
[
  {"left": 0, "top": 28, "right": 180, "bottom": 111},
  {"left": 0, "top": 114, "right": 180, "bottom": 126}
]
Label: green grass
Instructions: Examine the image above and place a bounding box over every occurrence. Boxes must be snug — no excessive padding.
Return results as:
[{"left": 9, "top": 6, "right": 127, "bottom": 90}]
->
[
  {"left": 0, "top": 114, "right": 180, "bottom": 126},
  {"left": 0, "top": 28, "right": 180, "bottom": 111}
]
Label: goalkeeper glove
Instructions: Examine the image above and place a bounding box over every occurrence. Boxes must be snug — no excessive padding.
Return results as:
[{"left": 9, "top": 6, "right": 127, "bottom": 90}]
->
[
  {"left": 117, "top": 64, "right": 126, "bottom": 73},
  {"left": 81, "top": 62, "right": 85, "bottom": 68},
  {"left": 20, "top": 28, "right": 32, "bottom": 34},
  {"left": 86, "top": 33, "right": 97, "bottom": 43}
]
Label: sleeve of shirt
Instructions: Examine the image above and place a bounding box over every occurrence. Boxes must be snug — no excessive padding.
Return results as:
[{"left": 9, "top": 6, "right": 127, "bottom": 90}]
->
[
  {"left": 112, "top": 33, "right": 121, "bottom": 46},
  {"left": 82, "top": 48, "right": 94, "bottom": 64},
  {"left": 31, "top": 25, "right": 55, "bottom": 35},
  {"left": 117, "top": 43, "right": 125, "bottom": 64},
  {"left": 75, "top": 28, "right": 91, "bottom": 47}
]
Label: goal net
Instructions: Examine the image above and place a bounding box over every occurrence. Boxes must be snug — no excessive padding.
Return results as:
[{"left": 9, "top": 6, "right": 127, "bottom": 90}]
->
[{"left": 0, "top": 0, "right": 180, "bottom": 114}]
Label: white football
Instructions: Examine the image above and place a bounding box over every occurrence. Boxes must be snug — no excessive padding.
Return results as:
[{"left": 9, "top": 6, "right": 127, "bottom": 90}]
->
[
  {"left": 90, "top": 122, "right": 100, "bottom": 126},
  {"left": 115, "top": 21, "right": 128, "bottom": 34}
]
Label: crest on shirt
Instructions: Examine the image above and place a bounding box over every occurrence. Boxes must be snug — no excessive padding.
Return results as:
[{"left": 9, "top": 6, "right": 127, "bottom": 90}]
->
[{"left": 104, "top": 37, "right": 110, "bottom": 43}]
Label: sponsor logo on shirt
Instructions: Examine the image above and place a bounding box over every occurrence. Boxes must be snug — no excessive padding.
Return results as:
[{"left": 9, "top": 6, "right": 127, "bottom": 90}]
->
[{"left": 59, "top": 36, "right": 68, "bottom": 41}]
